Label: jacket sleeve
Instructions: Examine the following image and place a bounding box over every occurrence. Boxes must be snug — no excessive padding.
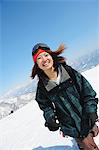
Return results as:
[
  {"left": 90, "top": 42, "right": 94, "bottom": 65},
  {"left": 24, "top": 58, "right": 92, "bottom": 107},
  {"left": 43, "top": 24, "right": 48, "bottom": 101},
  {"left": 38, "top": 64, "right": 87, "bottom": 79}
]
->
[
  {"left": 35, "top": 82, "right": 55, "bottom": 122},
  {"left": 72, "top": 68, "right": 98, "bottom": 114}
]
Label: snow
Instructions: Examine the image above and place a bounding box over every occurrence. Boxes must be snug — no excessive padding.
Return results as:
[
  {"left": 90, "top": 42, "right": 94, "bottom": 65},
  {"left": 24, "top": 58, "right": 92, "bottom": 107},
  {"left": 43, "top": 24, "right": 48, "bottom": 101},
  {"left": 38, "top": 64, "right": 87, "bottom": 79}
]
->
[
  {"left": 82, "top": 65, "right": 99, "bottom": 95},
  {"left": 0, "top": 65, "right": 99, "bottom": 150}
]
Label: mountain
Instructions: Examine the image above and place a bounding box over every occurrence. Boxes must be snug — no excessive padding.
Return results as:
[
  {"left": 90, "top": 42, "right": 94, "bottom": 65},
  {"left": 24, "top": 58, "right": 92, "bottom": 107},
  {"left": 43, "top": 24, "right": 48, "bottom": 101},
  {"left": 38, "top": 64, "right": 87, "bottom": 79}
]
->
[
  {"left": 0, "top": 79, "right": 37, "bottom": 99},
  {"left": 70, "top": 49, "right": 99, "bottom": 72},
  {"left": 0, "top": 65, "right": 99, "bottom": 150}
]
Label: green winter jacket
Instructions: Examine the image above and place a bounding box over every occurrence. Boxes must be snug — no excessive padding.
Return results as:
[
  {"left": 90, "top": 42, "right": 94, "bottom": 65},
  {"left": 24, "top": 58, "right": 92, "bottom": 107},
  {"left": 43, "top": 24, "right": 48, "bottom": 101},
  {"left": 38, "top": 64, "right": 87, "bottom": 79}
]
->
[{"left": 35, "top": 64, "right": 98, "bottom": 138}]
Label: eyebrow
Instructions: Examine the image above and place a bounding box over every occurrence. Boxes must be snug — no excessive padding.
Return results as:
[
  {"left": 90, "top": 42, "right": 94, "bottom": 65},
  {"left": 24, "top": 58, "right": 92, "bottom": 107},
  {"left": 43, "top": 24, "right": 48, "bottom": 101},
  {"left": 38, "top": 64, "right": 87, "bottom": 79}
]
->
[{"left": 38, "top": 52, "right": 48, "bottom": 56}]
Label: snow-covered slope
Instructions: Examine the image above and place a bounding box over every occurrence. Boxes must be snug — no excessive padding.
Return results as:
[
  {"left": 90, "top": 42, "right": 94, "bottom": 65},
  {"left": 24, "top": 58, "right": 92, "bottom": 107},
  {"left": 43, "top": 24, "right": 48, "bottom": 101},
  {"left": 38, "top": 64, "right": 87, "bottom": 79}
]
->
[
  {"left": 0, "top": 100, "right": 79, "bottom": 150},
  {"left": 0, "top": 92, "right": 35, "bottom": 119},
  {"left": 0, "top": 65, "right": 99, "bottom": 150}
]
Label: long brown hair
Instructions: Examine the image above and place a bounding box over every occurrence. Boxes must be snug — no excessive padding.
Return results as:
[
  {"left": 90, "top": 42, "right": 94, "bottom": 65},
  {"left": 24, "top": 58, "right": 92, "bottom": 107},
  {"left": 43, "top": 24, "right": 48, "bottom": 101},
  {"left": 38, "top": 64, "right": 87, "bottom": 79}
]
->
[{"left": 31, "top": 44, "right": 67, "bottom": 79}]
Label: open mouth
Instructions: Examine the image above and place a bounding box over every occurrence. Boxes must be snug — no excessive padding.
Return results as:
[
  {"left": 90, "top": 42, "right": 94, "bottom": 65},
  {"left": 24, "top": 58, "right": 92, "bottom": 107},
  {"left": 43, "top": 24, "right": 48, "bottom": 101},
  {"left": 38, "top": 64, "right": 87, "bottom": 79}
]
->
[{"left": 42, "top": 60, "right": 50, "bottom": 67}]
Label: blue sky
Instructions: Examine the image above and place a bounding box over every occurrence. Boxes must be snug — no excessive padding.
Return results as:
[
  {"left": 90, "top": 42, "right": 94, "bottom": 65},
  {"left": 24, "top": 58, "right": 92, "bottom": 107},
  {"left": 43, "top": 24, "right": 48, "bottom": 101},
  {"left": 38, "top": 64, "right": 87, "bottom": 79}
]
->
[{"left": 0, "top": 0, "right": 99, "bottom": 95}]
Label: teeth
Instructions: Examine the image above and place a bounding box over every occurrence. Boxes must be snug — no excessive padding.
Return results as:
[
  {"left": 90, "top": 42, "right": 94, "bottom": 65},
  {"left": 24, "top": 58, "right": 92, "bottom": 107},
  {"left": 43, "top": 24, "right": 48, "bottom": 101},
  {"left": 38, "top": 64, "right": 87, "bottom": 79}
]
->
[
  {"left": 43, "top": 63, "right": 48, "bottom": 66},
  {"left": 42, "top": 60, "right": 49, "bottom": 66}
]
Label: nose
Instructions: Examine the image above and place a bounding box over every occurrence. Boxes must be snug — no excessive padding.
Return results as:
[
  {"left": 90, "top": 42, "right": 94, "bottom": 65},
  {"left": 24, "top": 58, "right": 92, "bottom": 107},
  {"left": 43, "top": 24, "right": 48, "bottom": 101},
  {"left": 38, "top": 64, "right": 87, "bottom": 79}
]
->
[{"left": 42, "top": 55, "right": 47, "bottom": 61}]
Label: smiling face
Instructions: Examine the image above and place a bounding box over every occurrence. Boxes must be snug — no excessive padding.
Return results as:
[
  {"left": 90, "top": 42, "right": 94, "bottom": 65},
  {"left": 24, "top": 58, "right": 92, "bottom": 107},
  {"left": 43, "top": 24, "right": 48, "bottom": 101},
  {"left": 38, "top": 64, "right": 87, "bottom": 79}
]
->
[{"left": 36, "top": 51, "right": 54, "bottom": 71}]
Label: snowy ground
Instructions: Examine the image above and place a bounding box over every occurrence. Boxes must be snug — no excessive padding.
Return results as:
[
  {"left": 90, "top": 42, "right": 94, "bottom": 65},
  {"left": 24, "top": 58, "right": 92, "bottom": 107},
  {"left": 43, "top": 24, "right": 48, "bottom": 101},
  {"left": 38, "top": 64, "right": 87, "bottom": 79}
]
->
[{"left": 0, "top": 65, "right": 99, "bottom": 150}]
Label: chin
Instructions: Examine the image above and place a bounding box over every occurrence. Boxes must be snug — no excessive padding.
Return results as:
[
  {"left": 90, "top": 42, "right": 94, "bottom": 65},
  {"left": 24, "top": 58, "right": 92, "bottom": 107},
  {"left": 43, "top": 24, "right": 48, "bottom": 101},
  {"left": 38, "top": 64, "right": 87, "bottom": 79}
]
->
[{"left": 43, "top": 65, "right": 53, "bottom": 71}]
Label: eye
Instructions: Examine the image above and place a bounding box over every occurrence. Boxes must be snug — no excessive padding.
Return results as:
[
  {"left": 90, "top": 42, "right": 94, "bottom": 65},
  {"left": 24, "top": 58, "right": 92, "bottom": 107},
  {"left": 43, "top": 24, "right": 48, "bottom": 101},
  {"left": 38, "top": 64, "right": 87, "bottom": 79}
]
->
[
  {"left": 45, "top": 53, "right": 49, "bottom": 57},
  {"left": 37, "top": 56, "right": 41, "bottom": 60}
]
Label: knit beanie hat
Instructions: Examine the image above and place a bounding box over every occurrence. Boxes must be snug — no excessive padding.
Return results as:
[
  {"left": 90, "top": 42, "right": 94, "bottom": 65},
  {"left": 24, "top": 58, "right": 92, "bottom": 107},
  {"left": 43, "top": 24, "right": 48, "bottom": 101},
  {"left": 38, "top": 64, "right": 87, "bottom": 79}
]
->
[{"left": 32, "top": 43, "right": 50, "bottom": 63}]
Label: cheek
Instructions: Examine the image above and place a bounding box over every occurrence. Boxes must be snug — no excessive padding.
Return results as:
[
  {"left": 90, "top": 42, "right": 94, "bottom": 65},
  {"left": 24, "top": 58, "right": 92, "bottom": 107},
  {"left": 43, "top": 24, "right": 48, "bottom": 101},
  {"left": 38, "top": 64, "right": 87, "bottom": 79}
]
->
[
  {"left": 50, "top": 59, "right": 54, "bottom": 66},
  {"left": 50, "top": 57, "right": 54, "bottom": 65},
  {"left": 37, "top": 61, "right": 42, "bottom": 69}
]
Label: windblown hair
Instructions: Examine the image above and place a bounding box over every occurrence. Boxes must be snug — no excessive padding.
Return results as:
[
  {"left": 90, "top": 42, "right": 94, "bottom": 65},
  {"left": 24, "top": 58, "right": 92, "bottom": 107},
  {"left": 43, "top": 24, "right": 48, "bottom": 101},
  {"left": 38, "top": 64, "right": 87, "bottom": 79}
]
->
[{"left": 31, "top": 44, "right": 67, "bottom": 79}]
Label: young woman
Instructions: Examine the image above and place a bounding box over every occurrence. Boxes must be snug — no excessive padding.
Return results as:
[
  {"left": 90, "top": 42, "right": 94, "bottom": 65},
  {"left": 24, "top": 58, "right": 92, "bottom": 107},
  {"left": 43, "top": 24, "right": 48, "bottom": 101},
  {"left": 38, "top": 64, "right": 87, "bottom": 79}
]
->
[{"left": 31, "top": 43, "right": 99, "bottom": 150}]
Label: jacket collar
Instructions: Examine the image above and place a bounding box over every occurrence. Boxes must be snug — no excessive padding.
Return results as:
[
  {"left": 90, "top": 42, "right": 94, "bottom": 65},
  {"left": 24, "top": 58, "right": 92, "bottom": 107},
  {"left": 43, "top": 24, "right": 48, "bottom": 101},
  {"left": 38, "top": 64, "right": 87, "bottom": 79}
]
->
[{"left": 40, "top": 64, "right": 70, "bottom": 91}]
